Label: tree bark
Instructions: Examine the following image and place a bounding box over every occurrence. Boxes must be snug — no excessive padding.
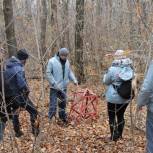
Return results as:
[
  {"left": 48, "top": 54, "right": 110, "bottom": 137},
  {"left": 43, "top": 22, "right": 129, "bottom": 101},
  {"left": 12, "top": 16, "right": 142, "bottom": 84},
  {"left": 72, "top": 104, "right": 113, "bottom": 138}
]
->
[
  {"left": 51, "top": 0, "right": 58, "bottom": 54},
  {"left": 3, "top": 0, "right": 17, "bottom": 57},
  {"left": 127, "top": 0, "right": 135, "bottom": 50},
  {"left": 75, "top": 0, "right": 85, "bottom": 84},
  {"left": 61, "top": 0, "right": 70, "bottom": 48},
  {"left": 39, "top": 0, "right": 47, "bottom": 57}
]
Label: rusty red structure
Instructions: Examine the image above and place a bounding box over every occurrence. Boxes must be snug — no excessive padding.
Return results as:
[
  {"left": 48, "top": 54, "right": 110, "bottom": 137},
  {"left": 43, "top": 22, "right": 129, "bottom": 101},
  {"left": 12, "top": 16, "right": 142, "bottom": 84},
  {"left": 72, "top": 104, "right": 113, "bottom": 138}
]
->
[{"left": 69, "top": 88, "right": 99, "bottom": 122}]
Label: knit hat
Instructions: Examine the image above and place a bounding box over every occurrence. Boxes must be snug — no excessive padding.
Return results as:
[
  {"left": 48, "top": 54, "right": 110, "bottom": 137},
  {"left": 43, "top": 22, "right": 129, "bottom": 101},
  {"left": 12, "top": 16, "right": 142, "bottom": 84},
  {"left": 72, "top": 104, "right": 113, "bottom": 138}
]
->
[
  {"left": 114, "top": 49, "right": 126, "bottom": 59},
  {"left": 17, "top": 49, "right": 29, "bottom": 60},
  {"left": 59, "top": 48, "right": 69, "bottom": 55}
]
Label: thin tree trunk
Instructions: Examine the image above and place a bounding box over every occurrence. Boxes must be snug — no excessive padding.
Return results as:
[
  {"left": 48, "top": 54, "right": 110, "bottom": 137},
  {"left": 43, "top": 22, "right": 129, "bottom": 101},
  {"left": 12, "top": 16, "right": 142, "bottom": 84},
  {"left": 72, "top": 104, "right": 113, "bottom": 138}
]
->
[
  {"left": 61, "top": 0, "right": 70, "bottom": 48},
  {"left": 39, "top": 0, "right": 47, "bottom": 57},
  {"left": 75, "top": 0, "right": 85, "bottom": 84},
  {"left": 3, "top": 0, "right": 17, "bottom": 57},
  {"left": 127, "top": 0, "right": 135, "bottom": 50},
  {"left": 24, "top": 0, "right": 32, "bottom": 18},
  {"left": 51, "top": 0, "right": 58, "bottom": 54}
]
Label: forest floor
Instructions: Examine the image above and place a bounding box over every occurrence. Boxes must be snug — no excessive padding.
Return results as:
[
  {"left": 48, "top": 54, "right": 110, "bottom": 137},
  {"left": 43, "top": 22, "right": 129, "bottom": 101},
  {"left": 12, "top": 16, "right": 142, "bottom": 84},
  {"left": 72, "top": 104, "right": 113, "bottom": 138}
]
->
[{"left": 0, "top": 80, "right": 146, "bottom": 153}]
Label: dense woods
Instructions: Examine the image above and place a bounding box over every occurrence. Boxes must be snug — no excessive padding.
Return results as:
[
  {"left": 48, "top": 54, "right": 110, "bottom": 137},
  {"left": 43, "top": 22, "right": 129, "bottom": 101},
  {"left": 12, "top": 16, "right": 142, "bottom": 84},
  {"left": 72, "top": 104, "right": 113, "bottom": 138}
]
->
[{"left": 0, "top": 0, "right": 153, "bottom": 152}]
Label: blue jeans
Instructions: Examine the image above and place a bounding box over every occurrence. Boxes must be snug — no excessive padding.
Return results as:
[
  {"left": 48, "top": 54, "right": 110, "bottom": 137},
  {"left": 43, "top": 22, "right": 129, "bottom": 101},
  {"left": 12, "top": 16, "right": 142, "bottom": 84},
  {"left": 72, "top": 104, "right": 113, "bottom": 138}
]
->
[
  {"left": 48, "top": 88, "right": 67, "bottom": 122},
  {"left": 146, "top": 110, "right": 153, "bottom": 153}
]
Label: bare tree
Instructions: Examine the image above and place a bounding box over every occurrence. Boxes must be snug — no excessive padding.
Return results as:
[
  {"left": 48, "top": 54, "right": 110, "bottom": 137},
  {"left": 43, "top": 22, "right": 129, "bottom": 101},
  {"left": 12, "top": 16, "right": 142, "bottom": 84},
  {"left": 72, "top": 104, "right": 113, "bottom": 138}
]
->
[
  {"left": 3, "top": 0, "right": 17, "bottom": 57},
  {"left": 24, "top": 0, "right": 32, "bottom": 18},
  {"left": 74, "top": 0, "right": 85, "bottom": 83},
  {"left": 127, "top": 0, "right": 135, "bottom": 50},
  {"left": 61, "top": 0, "right": 70, "bottom": 48},
  {"left": 50, "top": 0, "right": 59, "bottom": 54},
  {"left": 39, "top": 0, "right": 47, "bottom": 57}
]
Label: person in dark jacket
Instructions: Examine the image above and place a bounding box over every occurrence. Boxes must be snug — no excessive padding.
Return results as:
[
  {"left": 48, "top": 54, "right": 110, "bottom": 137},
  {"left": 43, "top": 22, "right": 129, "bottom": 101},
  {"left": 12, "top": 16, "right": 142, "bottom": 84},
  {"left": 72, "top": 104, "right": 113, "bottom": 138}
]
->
[{"left": 0, "top": 49, "right": 39, "bottom": 140}]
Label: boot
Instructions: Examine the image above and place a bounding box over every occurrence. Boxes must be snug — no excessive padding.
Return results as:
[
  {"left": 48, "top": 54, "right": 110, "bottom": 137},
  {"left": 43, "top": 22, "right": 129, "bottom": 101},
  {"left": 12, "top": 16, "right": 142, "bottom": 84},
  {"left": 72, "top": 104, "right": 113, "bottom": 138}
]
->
[
  {"left": 15, "top": 130, "right": 24, "bottom": 137},
  {"left": 117, "top": 121, "right": 125, "bottom": 139},
  {"left": 31, "top": 116, "right": 40, "bottom": 137},
  {"left": 14, "top": 124, "right": 24, "bottom": 138},
  {"left": 32, "top": 127, "right": 39, "bottom": 137},
  {"left": 110, "top": 125, "right": 119, "bottom": 141}
]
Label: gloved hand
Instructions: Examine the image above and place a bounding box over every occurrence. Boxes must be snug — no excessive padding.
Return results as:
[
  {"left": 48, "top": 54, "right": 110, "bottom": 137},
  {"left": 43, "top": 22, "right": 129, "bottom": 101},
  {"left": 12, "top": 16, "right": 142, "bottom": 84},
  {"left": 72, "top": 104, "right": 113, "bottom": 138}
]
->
[
  {"left": 136, "top": 105, "right": 143, "bottom": 112},
  {"left": 52, "top": 83, "right": 61, "bottom": 91},
  {"left": 21, "top": 86, "right": 30, "bottom": 97},
  {"left": 74, "top": 80, "right": 78, "bottom": 86}
]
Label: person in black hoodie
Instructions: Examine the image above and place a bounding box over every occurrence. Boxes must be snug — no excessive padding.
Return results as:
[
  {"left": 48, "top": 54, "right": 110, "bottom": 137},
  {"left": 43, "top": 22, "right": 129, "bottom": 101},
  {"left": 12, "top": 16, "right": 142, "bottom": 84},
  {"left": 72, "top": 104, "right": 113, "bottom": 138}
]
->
[{"left": 0, "top": 49, "right": 39, "bottom": 140}]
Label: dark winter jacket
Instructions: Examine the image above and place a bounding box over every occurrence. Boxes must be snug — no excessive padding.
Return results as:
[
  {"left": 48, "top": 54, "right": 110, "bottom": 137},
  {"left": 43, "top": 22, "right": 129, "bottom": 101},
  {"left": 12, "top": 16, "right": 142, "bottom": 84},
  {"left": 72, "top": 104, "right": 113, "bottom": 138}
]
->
[{"left": 4, "top": 56, "right": 29, "bottom": 97}]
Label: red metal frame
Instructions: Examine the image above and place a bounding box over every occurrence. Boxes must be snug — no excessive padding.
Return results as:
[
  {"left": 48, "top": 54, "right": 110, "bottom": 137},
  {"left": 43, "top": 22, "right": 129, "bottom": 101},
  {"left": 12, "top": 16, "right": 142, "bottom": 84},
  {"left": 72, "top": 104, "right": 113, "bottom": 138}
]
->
[{"left": 69, "top": 88, "right": 99, "bottom": 123}]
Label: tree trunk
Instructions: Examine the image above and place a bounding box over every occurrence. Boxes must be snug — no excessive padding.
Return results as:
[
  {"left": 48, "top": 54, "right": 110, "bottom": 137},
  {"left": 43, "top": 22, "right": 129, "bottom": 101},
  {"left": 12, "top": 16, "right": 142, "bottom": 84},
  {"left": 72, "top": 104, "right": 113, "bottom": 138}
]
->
[
  {"left": 127, "top": 0, "right": 135, "bottom": 50},
  {"left": 61, "top": 0, "right": 70, "bottom": 49},
  {"left": 24, "top": 0, "right": 32, "bottom": 18},
  {"left": 39, "top": 0, "right": 47, "bottom": 57},
  {"left": 3, "top": 0, "right": 17, "bottom": 57},
  {"left": 75, "top": 0, "right": 85, "bottom": 84},
  {"left": 50, "top": 0, "right": 58, "bottom": 54}
]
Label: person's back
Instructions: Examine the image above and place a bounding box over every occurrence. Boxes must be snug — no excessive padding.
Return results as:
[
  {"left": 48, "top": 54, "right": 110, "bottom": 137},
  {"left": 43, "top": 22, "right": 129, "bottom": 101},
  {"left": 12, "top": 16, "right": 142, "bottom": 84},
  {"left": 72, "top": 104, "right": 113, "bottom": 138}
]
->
[
  {"left": 4, "top": 56, "right": 28, "bottom": 98},
  {"left": 103, "top": 58, "right": 134, "bottom": 104},
  {"left": 103, "top": 50, "right": 134, "bottom": 141},
  {"left": 0, "top": 49, "right": 39, "bottom": 140}
]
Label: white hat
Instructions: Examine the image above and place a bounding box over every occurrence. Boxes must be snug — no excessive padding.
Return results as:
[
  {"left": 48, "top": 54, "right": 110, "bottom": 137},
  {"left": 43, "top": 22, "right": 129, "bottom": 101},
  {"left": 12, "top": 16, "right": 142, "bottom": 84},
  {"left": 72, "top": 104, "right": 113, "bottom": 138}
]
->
[{"left": 114, "top": 49, "right": 126, "bottom": 59}]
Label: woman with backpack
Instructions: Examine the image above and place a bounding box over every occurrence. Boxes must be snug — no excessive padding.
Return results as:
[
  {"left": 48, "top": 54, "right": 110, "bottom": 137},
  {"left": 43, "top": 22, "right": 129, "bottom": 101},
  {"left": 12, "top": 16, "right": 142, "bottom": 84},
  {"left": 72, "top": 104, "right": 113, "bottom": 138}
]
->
[{"left": 103, "top": 50, "right": 134, "bottom": 141}]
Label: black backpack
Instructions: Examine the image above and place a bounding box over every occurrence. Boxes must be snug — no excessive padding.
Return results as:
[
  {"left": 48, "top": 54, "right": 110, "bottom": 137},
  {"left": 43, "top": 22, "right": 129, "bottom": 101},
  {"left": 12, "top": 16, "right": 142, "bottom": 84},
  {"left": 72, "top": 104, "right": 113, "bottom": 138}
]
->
[{"left": 113, "top": 79, "right": 134, "bottom": 99}]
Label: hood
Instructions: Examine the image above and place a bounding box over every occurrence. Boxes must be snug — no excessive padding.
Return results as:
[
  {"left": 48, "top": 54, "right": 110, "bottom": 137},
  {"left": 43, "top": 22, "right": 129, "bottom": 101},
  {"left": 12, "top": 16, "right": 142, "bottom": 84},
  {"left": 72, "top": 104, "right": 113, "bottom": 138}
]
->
[
  {"left": 112, "top": 58, "right": 132, "bottom": 67},
  {"left": 111, "top": 58, "right": 134, "bottom": 81},
  {"left": 5, "top": 56, "right": 22, "bottom": 68},
  {"left": 54, "top": 53, "right": 68, "bottom": 63}
]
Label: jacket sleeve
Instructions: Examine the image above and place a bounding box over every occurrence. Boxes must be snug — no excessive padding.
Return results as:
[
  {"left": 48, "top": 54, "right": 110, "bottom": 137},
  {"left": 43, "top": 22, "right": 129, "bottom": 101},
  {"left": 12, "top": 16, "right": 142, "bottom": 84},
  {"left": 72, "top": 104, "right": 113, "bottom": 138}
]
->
[
  {"left": 68, "top": 62, "right": 78, "bottom": 84},
  {"left": 103, "top": 68, "right": 112, "bottom": 85},
  {"left": 15, "top": 67, "right": 28, "bottom": 91},
  {"left": 46, "top": 60, "right": 57, "bottom": 86},
  {"left": 137, "top": 61, "right": 153, "bottom": 107}
]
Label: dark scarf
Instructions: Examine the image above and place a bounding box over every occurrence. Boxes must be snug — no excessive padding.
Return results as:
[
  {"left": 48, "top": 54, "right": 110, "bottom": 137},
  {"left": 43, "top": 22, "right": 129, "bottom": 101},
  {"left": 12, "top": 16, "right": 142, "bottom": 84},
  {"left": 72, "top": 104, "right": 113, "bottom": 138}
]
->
[{"left": 60, "top": 57, "right": 66, "bottom": 79}]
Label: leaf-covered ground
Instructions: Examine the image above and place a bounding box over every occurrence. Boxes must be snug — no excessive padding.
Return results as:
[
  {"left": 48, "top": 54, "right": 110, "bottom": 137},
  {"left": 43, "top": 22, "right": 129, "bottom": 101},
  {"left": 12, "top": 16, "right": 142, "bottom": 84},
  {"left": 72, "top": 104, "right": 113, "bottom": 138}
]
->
[{"left": 0, "top": 80, "right": 146, "bottom": 153}]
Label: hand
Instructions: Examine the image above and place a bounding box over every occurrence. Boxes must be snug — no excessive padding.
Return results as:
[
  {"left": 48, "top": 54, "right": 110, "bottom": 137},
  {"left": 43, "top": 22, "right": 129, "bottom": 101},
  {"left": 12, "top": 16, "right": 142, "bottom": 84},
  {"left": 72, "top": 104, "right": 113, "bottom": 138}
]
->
[
  {"left": 137, "top": 106, "right": 143, "bottom": 112},
  {"left": 21, "top": 87, "right": 30, "bottom": 97},
  {"left": 23, "top": 91, "right": 29, "bottom": 97},
  {"left": 53, "top": 83, "right": 61, "bottom": 91},
  {"left": 74, "top": 81, "right": 78, "bottom": 86}
]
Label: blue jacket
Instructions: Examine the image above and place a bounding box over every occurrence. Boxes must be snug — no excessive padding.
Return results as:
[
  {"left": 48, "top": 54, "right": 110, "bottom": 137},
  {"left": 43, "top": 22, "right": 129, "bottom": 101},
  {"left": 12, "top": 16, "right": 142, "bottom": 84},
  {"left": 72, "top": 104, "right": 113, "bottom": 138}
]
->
[
  {"left": 46, "top": 54, "right": 77, "bottom": 91},
  {"left": 103, "top": 58, "right": 134, "bottom": 104},
  {"left": 137, "top": 61, "right": 153, "bottom": 113},
  {"left": 4, "top": 57, "right": 28, "bottom": 97}
]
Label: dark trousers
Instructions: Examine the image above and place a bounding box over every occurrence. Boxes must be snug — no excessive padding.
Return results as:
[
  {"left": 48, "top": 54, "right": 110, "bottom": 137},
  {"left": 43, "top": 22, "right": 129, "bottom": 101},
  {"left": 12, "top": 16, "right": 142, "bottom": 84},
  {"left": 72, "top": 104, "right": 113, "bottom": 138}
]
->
[
  {"left": 48, "top": 88, "right": 67, "bottom": 122},
  {"left": 10, "top": 96, "right": 38, "bottom": 133},
  {"left": 107, "top": 102, "right": 129, "bottom": 140}
]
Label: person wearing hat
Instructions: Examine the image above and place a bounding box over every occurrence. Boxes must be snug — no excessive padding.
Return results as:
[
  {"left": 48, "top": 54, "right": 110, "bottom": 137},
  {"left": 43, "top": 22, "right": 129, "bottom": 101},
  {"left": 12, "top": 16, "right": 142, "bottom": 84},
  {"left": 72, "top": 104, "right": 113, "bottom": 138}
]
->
[
  {"left": 0, "top": 49, "right": 39, "bottom": 140},
  {"left": 103, "top": 49, "right": 134, "bottom": 141},
  {"left": 46, "top": 48, "right": 78, "bottom": 124}
]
